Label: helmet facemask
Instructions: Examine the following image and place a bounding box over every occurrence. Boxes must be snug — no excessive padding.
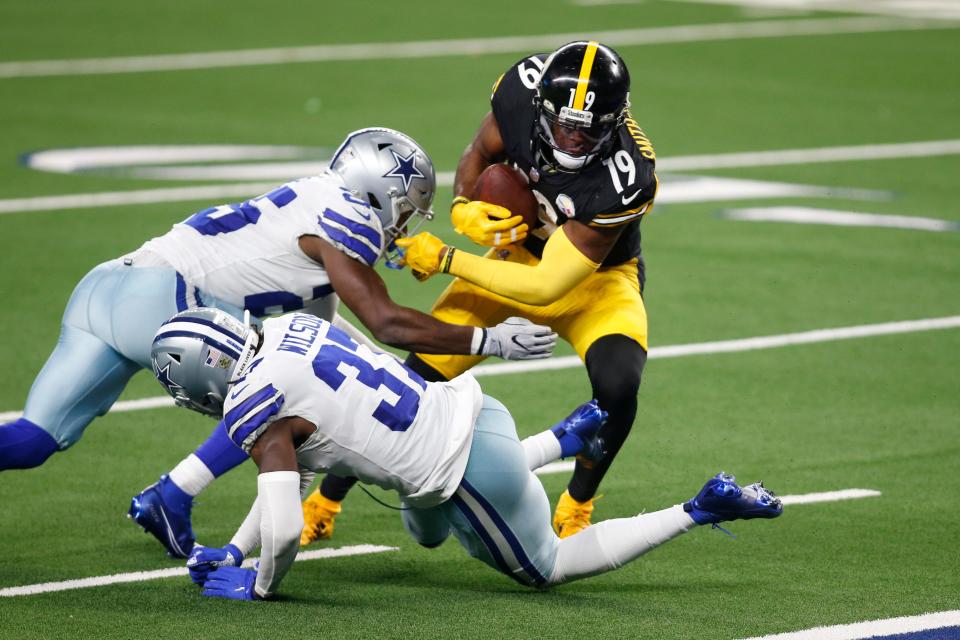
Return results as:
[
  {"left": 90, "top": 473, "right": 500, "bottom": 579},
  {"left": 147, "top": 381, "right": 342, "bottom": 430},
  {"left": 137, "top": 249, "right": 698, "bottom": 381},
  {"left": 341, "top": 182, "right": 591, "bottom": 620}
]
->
[
  {"left": 535, "top": 98, "right": 625, "bottom": 171},
  {"left": 533, "top": 41, "right": 631, "bottom": 173},
  {"left": 381, "top": 193, "right": 433, "bottom": 269}
]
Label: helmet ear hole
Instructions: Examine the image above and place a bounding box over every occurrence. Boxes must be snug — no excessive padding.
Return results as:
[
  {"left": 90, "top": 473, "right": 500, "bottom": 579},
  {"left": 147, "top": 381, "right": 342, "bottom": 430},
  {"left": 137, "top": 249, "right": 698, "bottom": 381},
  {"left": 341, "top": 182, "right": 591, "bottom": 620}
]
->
[{"left": 366, "top": 192, "right": 382, "bottom": 210}]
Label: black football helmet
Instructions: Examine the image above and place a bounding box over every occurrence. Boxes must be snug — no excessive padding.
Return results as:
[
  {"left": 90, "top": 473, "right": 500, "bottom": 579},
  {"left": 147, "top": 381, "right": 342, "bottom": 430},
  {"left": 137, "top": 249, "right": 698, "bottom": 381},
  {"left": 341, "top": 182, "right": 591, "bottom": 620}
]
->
[{"left": 534, "top": 41, "right": 630, "bottom": 172}]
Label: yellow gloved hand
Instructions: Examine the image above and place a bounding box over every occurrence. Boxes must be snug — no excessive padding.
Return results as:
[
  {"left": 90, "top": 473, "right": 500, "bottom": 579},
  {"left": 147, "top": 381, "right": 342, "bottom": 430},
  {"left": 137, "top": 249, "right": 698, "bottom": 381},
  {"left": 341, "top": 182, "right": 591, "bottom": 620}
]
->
[
  {"left": 451, "top": 197, "right": 528, "bottom": 248},
  {"left": 394, "top": 232, "right": 449, "bottom": 282}
]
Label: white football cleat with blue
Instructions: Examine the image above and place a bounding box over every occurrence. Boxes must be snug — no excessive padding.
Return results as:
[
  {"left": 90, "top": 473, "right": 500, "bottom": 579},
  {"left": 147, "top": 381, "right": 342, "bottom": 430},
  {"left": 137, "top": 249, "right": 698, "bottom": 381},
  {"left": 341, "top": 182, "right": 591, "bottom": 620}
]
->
[
  {"left": 683, "top": 472, "right": 783, "bottom": 526},
  {"left": 127, "top": 475, "right": 196, "bottom": 558}
]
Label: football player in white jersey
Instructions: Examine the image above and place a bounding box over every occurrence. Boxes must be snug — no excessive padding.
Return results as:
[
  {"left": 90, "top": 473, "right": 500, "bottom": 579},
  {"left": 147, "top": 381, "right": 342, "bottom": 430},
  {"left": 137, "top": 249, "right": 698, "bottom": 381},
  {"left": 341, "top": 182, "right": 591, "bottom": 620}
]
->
[
  {"left": 151, "top": 309, "right": 783, "bottom": 600},
  {"left": 0, "top": 128, "right": 558, "bottom": 555}
]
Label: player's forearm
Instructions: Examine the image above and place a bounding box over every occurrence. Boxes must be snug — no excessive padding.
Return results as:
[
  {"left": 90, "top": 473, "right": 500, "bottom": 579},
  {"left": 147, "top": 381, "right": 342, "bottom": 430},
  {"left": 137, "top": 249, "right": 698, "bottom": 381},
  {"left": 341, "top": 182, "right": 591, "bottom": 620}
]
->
[
  {"left": 371, "top": 308, "right": 476, "bottom": 355},
  {"left": 453, "top": 148, "right": 491, "bottom": 198},
  {"left": 446, "top": 226, "right": 599, "bottom": 306},
  {"left": 229, "top": 497, "right": 263, "bottom": 557},
  {"left": 253, "top": 471, "right": 304, "bottom": 599},
  {"left": 232, "top": 469, "right": 314, "bottom": 557}
]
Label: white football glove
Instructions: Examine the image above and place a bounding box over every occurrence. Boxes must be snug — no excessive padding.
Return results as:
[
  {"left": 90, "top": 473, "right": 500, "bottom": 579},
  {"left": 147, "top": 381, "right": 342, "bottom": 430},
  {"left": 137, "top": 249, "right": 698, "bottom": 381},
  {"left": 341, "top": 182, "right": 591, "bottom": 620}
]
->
[{"left": 477, "top": 317, "right": 557, "bottom": 361}]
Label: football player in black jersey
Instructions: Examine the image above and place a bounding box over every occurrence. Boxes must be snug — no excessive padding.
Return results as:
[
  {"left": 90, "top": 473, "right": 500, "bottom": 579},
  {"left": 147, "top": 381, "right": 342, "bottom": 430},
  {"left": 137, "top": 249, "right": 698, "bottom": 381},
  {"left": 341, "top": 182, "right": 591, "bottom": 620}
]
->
[{"left": 303, "top": 41, "right": 659, "bottom": 542}]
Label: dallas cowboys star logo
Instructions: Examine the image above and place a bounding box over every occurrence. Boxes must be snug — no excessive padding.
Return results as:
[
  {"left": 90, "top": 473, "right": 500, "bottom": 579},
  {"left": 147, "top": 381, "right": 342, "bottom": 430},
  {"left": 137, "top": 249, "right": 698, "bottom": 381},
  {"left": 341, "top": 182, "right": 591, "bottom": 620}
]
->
[
  {"left": 382, "top": 149, "right": 425, "bottom": 192},
  {"left": 154, "top": 361, "right": 183, "bottom": 396}
]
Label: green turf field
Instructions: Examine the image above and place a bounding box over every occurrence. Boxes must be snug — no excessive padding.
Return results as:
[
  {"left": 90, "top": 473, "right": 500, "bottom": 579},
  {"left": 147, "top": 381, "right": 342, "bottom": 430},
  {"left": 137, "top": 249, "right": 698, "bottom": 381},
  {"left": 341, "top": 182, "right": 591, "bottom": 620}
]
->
[{"left": 1, "top": 1, "right": 958, "bottom": 638}]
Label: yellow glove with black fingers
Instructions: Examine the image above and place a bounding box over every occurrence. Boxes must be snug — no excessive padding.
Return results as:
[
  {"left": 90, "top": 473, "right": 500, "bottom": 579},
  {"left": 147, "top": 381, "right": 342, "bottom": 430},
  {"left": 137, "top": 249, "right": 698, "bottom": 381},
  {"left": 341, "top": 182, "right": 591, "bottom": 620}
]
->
[
  {"left": 451, "top": 196, "right": 528, "bottom": 248},
  {"left": 394, "top": 232, "right": 451, "bottom": 282}
]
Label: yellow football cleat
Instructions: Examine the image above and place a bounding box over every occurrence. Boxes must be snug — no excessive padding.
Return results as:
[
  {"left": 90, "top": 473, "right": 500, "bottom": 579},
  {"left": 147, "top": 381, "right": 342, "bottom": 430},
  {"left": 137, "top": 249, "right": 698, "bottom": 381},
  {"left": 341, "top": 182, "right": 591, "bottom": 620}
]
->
[
  {"left": 300, "top": 489, "right": 343, "bottom": 546},
  {"left": 553, "top": 490, "right": 598, "bottom": 539}
]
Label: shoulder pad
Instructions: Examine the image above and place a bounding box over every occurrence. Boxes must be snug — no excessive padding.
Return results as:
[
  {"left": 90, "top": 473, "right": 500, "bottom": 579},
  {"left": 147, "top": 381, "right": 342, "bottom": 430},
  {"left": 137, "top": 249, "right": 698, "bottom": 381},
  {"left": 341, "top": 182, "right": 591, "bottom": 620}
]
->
[
  {"left": 224, "top": 382, "right": 285, "bottom": 452},
  {"left": 316, "top": 201, "right": 384, "bottom": 267}
]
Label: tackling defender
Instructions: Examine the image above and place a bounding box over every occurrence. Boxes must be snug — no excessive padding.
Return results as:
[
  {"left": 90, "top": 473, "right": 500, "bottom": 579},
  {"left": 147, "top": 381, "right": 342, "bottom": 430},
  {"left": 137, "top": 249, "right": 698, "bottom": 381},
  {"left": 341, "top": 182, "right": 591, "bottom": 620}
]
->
[
  {"left": 308, "top": 41, "right": 659, "bottom": 541},
  {"left": 151, "top": 308, "right": 782, "bottom": 600},
  {"left": 0, "top": 128, "right": 557, "bottom": 559}
]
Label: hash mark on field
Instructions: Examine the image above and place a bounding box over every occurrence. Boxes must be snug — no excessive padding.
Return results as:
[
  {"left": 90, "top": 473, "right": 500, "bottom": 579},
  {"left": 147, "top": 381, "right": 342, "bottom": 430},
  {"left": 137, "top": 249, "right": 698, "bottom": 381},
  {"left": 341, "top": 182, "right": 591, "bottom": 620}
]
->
[
  {"left": 2, "top": 315, "right": 959, "bottom": 422},
  {"left": 0, "top": 17, "right": 952, "bottom": 79},
  {"left": 0, "top": 545, "right": 397, "bottom": 597},
  {"left": 739, "top": 609, "right": 960, "bottom": 640}
]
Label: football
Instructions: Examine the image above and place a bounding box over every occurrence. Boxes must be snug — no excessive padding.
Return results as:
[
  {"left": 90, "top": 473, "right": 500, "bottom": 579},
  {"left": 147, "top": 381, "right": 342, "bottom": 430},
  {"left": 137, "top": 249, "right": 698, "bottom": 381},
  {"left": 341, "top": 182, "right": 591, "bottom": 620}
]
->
[{"left": 470, "top": 163, "right": 540, "bottom": 229}]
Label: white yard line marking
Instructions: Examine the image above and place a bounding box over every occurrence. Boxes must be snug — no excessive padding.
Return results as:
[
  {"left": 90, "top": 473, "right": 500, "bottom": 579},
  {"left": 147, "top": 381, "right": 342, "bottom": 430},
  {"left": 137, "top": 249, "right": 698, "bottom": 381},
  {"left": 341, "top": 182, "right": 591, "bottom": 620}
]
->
[
  {"left": 5, "top": 137, "right": 956, "bottom": 215},
  {"left": 739, "top": 609, "right": 960, "bottom": 640},
  {"left": 722, "top": 206, "right": 960, "bottom": 232},
  {"left": 668, "top": 0, "right": 960, "bottom": 21},
  {"left": 0, "top": 17, "right": 951, "bottom": 79},
  {"left": 537, "top": 465, "right": 882, "bottom": 506},
  {"left": 0, "top": 490, "right": 882, "bottom": 597},
  {"left": 778, "top": 489, "right": 880, "bottom": 505},
  {"left": 0, "top": 173, "right": 883, "bottom": 215},
  {"left": 0, "top": 544, "right": 397, "bottom": 597},
  {"left": 658, "top": 139, "right": 960, "bottom": 171},
  {"left": 534, "top": 461, "right": 577, "bottom": 475},
  {"left": 2, "top": 315, "right": 958, "bottom": 422}
]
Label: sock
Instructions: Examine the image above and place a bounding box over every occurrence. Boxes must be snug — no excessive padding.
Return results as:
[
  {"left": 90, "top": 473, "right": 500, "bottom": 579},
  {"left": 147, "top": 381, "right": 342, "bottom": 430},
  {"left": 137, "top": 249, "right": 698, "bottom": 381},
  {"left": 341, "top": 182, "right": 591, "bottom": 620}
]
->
[
  {"left": 168, "top": 454, "right": 215, "bottom": 497},
  {"left": 0, "top": 418, "right": 59, "bottom": 470},
  {"left": 158, "top": 473, "right": 195, "bottom": 512},
  {"left": 522, "top": 430, "right": 563, "bottom": 471},
  {"left": 193, "top": 420, "right": 249, "bottom": 478},
  {"left": 546, "top": 504, "right": 696, "bottom": 585},
  {"left": 550, "top": 422, "right": 587, "bottom": 459}
]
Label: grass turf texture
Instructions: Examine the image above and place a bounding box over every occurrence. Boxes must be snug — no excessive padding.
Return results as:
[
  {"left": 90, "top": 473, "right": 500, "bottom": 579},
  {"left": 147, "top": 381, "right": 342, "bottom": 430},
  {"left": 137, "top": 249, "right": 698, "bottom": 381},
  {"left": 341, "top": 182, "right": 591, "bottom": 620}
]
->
[{"left": 1, "top": 1, "right": 958, "bottom": 638}]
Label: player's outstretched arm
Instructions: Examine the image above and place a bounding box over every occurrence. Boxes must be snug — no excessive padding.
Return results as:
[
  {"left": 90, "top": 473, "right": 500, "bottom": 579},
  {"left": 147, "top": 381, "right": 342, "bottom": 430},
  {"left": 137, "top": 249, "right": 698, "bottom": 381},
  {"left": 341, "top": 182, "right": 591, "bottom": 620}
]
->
[
  {"left": 199, "top": 418, "right": 308, "bottom": 601},
  {"left": 397, "top": 221, "right": 621, "bottom": 306},
  {"left": 301, "top": 235, "right": 556, "bottom": 359}
]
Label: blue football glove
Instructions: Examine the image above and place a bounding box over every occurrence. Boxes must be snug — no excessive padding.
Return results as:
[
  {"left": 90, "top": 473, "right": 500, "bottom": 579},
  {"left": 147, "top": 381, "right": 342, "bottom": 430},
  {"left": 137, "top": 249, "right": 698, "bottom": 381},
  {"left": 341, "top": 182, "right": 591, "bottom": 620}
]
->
[
  {"left": 186, "top": 544, "right": 243, "bottom": 585},
  {"left": 201, "top": 566, "right": 260, "bottom": 601}
]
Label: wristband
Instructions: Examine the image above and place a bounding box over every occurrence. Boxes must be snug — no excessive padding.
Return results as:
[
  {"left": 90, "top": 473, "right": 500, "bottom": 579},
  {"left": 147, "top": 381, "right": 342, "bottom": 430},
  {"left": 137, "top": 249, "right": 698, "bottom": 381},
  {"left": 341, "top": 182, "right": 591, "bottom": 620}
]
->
[
  {"left": 451, "top": 196, "right": 470, "bottom": 210},
  {"left": 470, "top": 327, "right": 488, "bottom": 355},
  {"left": 440, "top": 247, "right": 456, "bottom": 274}
]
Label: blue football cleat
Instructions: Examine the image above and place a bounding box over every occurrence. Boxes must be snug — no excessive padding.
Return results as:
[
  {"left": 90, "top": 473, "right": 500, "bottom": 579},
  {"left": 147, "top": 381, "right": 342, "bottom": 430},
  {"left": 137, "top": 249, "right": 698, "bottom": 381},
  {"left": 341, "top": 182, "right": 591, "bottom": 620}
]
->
[
  {"left": 127, "top": 475, "right": 195, "bottom": 558},
  {"left": 551, "top": 399, "right": 608, "bottom": 463},
  {"left": 684, "top": 472, "right": 783, "bottom": 526}
]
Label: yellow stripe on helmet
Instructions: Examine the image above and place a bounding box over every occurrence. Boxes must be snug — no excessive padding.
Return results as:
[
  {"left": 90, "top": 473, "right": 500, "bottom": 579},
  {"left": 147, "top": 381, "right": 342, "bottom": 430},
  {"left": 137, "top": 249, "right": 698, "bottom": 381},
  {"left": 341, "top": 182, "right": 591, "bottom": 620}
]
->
[{"left": 573, "top": 41, "right": 600, "bottom": 111}]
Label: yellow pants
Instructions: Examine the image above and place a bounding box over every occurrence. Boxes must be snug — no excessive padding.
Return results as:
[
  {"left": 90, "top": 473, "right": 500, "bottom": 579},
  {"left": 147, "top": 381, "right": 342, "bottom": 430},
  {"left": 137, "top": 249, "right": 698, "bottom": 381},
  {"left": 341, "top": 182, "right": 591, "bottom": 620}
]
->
[{"left": 418, "top": 245, "right": 648, "bottom": 380}]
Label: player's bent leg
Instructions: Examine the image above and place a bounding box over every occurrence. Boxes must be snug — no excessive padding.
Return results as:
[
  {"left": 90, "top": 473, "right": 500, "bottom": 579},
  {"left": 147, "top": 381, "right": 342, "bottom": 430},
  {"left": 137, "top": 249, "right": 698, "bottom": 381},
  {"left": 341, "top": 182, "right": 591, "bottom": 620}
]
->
[
  {"left": 547, "top": 505, "right": 695, "bottom": 585},
  {"left": 401, "top": 504, "right": 452, "bottom": 549},
  {"left": 556, "top": 335, "right": 647, "bottom": 537},
  {"left": 0, "top": 322, "right": 141, "bottom": 470},
  {"left": 441, "top": 396, "right": 559, "bottom": 587}
]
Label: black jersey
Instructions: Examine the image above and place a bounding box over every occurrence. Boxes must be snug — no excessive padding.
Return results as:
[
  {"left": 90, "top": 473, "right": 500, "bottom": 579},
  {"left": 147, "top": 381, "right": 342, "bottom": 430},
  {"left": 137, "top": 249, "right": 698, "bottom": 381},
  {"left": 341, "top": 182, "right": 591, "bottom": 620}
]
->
[{"left": 490, "top": 54, "right": 658, "bottom": 270}]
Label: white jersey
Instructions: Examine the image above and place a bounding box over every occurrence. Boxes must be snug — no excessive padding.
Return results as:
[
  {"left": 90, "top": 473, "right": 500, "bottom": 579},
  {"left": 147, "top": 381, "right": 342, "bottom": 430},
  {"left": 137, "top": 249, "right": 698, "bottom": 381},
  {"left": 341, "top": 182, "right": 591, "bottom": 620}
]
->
[
  {"left": 224, "top": 313, "right": 483, "bottom": 507},
  {"left": 139, "top": 172, "right": 384, "bottom": 316}
]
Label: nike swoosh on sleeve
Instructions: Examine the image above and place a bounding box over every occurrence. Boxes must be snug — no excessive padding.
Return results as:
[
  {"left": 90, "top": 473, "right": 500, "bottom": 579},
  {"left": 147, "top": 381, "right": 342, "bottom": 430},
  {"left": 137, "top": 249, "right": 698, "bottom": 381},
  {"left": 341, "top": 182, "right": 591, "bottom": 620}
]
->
[{"left": 621, "top": 189, "right": 643, "bottom": 205}]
